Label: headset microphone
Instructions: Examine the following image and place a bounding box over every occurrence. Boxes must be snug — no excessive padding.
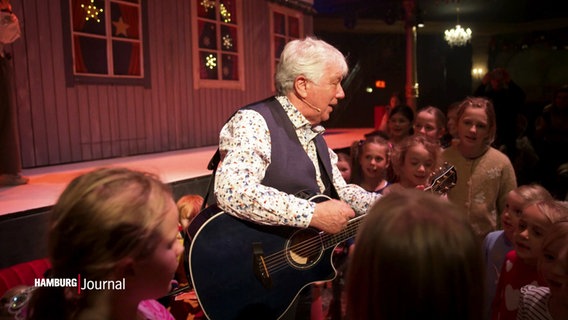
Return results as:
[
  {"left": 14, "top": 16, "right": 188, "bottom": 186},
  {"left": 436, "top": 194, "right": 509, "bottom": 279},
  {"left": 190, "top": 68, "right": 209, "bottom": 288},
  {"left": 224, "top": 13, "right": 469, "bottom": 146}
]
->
[{"left": 302, "top": 98, "right": 321, "bottom": 113}]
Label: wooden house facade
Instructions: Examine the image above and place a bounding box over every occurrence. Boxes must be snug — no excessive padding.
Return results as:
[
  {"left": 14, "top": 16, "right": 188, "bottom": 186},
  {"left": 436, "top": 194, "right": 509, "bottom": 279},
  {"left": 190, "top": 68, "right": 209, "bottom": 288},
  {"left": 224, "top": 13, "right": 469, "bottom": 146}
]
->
[{"left": 6, "top": 0, "right": 314, "bottom": 168}]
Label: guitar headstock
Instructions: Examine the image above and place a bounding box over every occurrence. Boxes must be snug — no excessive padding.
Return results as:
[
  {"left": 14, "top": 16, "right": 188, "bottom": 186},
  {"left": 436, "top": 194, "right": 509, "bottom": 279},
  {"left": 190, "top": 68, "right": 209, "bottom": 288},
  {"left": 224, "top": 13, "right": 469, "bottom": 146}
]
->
[{"left": 424, "top": 162, "right": 457, "bottom": 195}]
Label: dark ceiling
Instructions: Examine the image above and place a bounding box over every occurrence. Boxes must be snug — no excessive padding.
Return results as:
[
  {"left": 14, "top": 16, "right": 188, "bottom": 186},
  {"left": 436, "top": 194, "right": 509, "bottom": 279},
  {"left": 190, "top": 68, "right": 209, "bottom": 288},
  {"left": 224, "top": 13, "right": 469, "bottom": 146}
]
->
[{"left": 313, "top": 0, "right": 568, "bottom": 26}]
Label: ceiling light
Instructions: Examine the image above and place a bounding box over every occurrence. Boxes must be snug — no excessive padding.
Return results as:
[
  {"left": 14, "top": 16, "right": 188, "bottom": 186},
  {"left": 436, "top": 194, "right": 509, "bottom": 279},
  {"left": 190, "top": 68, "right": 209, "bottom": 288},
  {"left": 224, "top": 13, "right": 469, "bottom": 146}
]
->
[{"left": 444, "top": 8, "right": 472, "bottom": 47}]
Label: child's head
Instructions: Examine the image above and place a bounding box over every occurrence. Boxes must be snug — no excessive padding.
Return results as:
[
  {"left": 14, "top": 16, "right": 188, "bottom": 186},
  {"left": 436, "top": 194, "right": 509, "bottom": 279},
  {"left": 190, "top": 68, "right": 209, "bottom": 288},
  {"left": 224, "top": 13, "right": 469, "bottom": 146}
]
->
[
  {"left": 29, "top": 167, "right": 183, "bottom": 318},
  {"left": 177, "top": 194, "right": 204, "bottom": 230},
  {"left": 538, "top": 220, "right": 568, "bottom": 300},
  {"left": 387, "top": 105, "right": 414, "bottom": 141},
  {"left": 347, "top": 189, "right": 483, "bottom": 320},
  {"left": 502, "top": 184, "right": 553, "bottom": 241},
  {"left": 390, "top": 135, "right": 441, "bottom": 188},
  {"left": 414, "top": 106, "right": 446, "bottom": 140},
  {"left": 515, "top": 200, "right": 568, "bottom": 265},
  {"left": 455, "top": 97, "right": 497, "bottom": 154},
  {"left": 335, "top": 152, "right": 352, "bottom": 183},
  {"left": 350, "top": 135, "right": 390, "bottom": 185}
]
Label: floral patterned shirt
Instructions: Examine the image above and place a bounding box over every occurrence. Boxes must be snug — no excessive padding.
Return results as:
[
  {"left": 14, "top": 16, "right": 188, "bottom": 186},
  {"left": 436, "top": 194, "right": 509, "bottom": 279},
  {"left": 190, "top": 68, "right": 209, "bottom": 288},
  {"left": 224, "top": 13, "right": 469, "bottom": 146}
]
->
[{"left": 214, "top": 96, "right": 381, "bottom": 227}]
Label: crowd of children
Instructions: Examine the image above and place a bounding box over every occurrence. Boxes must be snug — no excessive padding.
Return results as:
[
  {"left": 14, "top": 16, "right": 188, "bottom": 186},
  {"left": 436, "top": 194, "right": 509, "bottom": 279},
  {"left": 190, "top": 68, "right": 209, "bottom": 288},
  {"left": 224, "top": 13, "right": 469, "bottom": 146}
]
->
[
  {"left": 2, "top": 93, "right": 567, "bottom": 320},
  {"left": 331, "top": 95, "right": 568, "bottom": 320}
]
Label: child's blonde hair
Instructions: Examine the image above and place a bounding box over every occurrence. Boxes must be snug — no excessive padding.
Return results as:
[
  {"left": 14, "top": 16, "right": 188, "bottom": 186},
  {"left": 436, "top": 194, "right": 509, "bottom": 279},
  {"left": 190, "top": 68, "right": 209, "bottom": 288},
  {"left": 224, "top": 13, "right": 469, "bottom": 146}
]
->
[
  {"left": 456, "top": 97, "right": 497, "bottom": 145},
  {"left": 539, "top": 219, "right": 568, "bottom": 272},
  {"left": 416, "top": 106, "right": 447, "bottom": 135},
  {"left": 390, "top": 135, "right": 441, "bottom": 177},
  {"left": 513, "top": 184, "right": 553, "bottom": 211},
  {"left": 529, "top": 200, "right": 568, "bottom": 224},
  {"left": 27, "top": 167, "right": 173, "bottom": 320},
  {"left": 347, "top": 189, "right": 483, "bottom": 320},
  {"left": 177, "top": 194, "right": 204, "bottom": 230}
]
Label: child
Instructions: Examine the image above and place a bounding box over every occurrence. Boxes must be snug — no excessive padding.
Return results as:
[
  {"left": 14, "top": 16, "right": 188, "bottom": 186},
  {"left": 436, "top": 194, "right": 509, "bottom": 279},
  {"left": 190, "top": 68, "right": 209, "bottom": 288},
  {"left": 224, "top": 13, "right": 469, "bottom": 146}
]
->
[
  {"left": 177, "top": 194, "right": 204, "bottom": 231},
  {"left": 483, "top": 184, "right": 553, "bottom": 320},
  {"left": 336, "top": 152, "right": 352, "bottom": 183},
  {"left": 414, "top": 106, "right": 447, "bottom": 143},
  {"left": 346, "top": 189, "right": 484, "bottom": 320},
  {"left": 350, "top": 135, "right": 390, "bottom": 193},
  {"left": 170, "top": 195, "right": 206, "bottom": 320},
  {"left": 26, "top": 167, "right": 182, "bottom": 320},
  {"left": 386, "top": 104, "right": 414, "bottom": 146},
  {"left": 492, "top": 200, "right": 568, "bottom": 320},
  {"left": 175, "top": 194, "right": 204, "bottom": 286},
  {"left": 442, "top": 96, "right": 517, "bottom": 238},
  {"left": 382, "top": 134, "right": 441, "bottom": 195},
  {"left": 518, "top": 219, "right": 568, "bottom": 320}
]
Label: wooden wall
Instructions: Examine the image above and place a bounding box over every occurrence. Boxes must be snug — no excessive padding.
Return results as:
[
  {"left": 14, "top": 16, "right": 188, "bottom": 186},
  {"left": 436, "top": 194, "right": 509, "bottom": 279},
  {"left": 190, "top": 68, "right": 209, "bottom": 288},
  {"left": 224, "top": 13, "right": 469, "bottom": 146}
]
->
[{"left": 6, "top": 0, "right": 313, "bottom": 168}]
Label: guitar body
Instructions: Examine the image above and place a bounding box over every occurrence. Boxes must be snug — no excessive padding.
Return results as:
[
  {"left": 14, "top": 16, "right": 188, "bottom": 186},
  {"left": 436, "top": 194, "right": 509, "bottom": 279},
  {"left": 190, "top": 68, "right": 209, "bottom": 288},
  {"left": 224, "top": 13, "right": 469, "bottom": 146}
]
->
[
  {"left": 186, "top": 165, "right": 457, "bottom": 320},
  {"left": 188, "top": 205, "right": 337, "bottom": 320}
]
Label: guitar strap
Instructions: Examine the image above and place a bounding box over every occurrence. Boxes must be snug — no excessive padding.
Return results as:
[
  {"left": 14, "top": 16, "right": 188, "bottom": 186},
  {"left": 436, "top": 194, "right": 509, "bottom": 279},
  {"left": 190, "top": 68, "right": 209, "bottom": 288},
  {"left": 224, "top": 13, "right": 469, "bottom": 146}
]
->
[
  {"left": 315, "top": 136, "right": 340, "bottom": 200},
  {"left": 200, "top": 148, "right": 220, "bottom": 211}
]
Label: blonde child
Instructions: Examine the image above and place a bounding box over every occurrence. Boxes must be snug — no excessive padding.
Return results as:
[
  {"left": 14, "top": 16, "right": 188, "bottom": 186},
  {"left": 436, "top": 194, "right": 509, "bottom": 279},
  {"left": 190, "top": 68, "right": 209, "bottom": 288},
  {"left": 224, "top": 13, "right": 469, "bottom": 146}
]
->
[
  {"left": 170, "top": 196, "right": 205, "bottom": 320},
  {"left": 177, "top": 194, "right": 204, "bottom": 231},
  {"left": 26, "top": 167, "right": 182, "bottom": 320},
  {"left": 442, "top": 96, "right": 517, "bottom": 238},
  {"left": 518, "top": 219, "right": 568, "bottom": 320},
  {"left": 483, "top": 184, "right": 553, "bottom": 320},
  {"left": 346, "top": 189, "right": 484, "bottom": 320},
  {"left": 382, "top": 134, "right": 441, "bottom": 195},
  {"left": 174, "top": 194, "right": 204, "bottom": 286},
  {"left": 492, "top": 200, "right": 568, "bottom": 320},
  {"left": 414, "top": 106, "right": 447, "bottom": 143},
  {"left": 350, "top": 135, "right": 391, "bottom": 193}
]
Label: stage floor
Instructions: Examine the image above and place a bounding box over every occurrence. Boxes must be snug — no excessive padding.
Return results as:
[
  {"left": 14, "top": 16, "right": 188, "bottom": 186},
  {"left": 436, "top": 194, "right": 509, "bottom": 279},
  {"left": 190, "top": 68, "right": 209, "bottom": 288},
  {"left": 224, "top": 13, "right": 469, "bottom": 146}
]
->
[{"left": 0, "top": 128, "right": 372, "bottom": 217}]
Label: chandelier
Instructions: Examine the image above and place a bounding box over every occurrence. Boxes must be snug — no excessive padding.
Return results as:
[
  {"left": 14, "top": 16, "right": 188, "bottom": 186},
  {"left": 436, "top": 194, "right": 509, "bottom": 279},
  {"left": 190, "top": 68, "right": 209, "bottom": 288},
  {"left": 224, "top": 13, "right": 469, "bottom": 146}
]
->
[{"left": 444, "top": 8, "right": 472, "bottom": 47}]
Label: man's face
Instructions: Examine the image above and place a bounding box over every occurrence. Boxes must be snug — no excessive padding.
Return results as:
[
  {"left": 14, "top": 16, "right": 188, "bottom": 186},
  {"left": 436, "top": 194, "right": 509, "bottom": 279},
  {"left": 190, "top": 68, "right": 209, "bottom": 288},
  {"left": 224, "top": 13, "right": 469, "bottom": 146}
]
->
[{"left": 303, "top": 67, "right": 345, "bottom": 124}]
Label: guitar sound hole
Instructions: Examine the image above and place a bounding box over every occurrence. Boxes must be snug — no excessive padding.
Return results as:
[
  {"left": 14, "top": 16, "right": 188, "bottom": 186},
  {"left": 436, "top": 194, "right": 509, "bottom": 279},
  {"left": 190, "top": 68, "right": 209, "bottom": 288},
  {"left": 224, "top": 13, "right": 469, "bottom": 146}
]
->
[{"left": 286, "top": 229, "right": 323, "bottom": 270}]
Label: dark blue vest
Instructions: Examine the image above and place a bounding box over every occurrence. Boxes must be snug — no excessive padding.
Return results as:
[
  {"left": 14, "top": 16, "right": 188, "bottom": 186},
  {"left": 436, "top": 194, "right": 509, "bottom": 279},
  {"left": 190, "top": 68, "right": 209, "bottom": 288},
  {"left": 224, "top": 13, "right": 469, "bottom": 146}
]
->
[{"left": 244, "top": 97, "right": 335, "bottom": 198}]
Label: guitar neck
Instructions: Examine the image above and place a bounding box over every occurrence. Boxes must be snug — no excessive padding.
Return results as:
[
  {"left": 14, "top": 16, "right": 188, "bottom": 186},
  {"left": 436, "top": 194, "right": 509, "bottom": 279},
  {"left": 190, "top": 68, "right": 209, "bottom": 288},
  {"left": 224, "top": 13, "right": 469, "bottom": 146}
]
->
[{"left": 320, "top": 214, "right": 365, "bottom": 249}]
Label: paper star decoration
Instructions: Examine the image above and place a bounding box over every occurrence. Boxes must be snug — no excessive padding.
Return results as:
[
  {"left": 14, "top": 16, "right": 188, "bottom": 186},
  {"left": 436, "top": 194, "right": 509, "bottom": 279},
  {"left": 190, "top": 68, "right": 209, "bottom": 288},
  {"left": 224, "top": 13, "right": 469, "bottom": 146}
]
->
[
  {"left": 205, "top": 54, "right": 217, "bottom": 69},
  {"left": 113, "top": 17, "right": 130, "bottom": 37},
  {"left": 222, "top": 35, "right": 233, "bottom": 49}
]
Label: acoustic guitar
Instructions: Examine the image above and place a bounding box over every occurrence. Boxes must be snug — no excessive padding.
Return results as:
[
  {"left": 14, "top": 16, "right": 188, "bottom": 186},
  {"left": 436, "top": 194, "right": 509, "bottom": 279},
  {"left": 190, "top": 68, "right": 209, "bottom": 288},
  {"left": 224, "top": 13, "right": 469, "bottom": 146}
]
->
[{"left": 187, "top": 164, "right": 456, "bottom": 319}]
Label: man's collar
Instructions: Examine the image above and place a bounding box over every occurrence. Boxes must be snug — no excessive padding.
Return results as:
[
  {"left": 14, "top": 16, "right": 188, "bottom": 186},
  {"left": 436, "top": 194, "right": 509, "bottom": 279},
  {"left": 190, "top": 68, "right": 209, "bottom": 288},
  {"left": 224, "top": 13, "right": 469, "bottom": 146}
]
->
[{"left": 276, "top": 96, "right": 308, "bottom": 127}]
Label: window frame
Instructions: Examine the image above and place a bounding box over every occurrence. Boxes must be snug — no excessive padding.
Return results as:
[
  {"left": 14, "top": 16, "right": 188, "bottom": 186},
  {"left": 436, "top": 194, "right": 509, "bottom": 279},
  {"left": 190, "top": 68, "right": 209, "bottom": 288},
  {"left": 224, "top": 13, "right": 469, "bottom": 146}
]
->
[
  {"left": 190, "top": 0, "right": 244, "bottom": 90},
  {"left": 61, "top": 0, "right": 151, "bottom": 87},
  {"left": 268, "top": 3, "right": 304, "bottom": 92}
]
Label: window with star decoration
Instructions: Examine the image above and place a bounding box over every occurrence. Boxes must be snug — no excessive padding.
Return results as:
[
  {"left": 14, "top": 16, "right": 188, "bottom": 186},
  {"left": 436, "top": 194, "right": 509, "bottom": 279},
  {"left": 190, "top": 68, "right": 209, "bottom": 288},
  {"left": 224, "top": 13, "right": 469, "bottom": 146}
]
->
[
  {"left": 63, "top": 0, "right": 149, "bottom": 86},
  {"left": 191, "top": 0, "right": 243, "bottom": 89}
]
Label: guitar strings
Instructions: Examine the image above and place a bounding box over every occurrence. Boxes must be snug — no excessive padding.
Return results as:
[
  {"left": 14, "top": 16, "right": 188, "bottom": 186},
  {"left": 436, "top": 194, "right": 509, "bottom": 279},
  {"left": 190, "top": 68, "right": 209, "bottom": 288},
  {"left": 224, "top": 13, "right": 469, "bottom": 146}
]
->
[
  {"left": 259, "top": 168, "right": 455, "bottom": 273},
  {"left": 262, "top": 221, "right": 361, "bottom": 273},
  {"left": 263, "top": 230, "right": 345, "bottom": 273}
]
